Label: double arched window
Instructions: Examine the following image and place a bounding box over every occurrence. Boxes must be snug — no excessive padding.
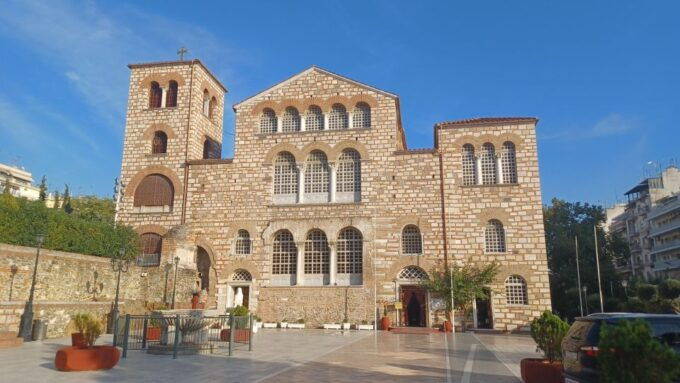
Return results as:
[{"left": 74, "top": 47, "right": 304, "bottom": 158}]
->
[
  {"left": 235, "top": 229, "right": 251, "bottom": 255},
  {"left": 149, "top": 82, "right": 162, "bottom": 109},
  {"left": 166, "top": 81, "right": 178, "bottom": 107},
  {"left": 273, "top": 152, "right": 299, "bottom": 204},
  {"left": 480, "top": 143, "right": 497, "bottom": 185},
  {"left": 304, "top": 151, "right": 330, "bottom": 194},
  {"left": 329, "top": 104, "right": 349, "bottom": 130},
  {"left": 151, "top": 131, "right": 167, "bottom": 154},
  {"left": 336, "top": 149, "right": 361, "bottom": 194},
  {"left": 402, "top": 225, "right": 422, "bottom": 255},
  {"left": 337, "top": 227, "right": 363, "bottom": 274},
  {"left": 505, "top": 275, "right": 528, "bottom": 305},
  {"left": 260, "top": 108, "right": 277, "bottom": 134},
  {"left": 281, "top": 107, "right": 301, "bottom": 132},
  {"left": 485, "top": 219, "right": 506, "bottom": 253},
  {"left": 148, "top": 81, "right": 179, "bottom": 109},
  {"left": 461, "top": 144, "right": 477, "bottom": 186},
  {"left": 304, "top": 229, "right": 330, "bottom": 275},
  {"left": 138, "top": 233, "right": 162, "bottom": 267},
  {"left": 272, "top": 230, "right": 297, "bottom": 275},
  {"left": 352, "top": 102, "right": 371, "bottom": 129},
  {"left": 305, "top": 105, "right": 324, "bottom": 131},
  {"left": 133, "top": 174, "right": 174, "bottom": 211},
  {"left": 501, "top": 142, "right": 517, "bottom": 184}
]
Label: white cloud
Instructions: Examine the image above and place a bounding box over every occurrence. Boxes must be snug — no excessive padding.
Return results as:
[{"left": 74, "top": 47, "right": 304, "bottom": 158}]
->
[{"left": 540, "top": 113, "right": 639, "bottom": 142}]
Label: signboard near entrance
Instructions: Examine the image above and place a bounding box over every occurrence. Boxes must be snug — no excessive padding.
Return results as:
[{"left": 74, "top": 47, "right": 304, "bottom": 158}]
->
[{"left": 394, "top": 302, "right": 403, "bottom": 310}]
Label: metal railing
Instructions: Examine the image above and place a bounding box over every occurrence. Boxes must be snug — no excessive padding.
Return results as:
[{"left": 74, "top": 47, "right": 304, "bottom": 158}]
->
[{"left": 135, "top": 253, "right": 161, "bottom": 267}]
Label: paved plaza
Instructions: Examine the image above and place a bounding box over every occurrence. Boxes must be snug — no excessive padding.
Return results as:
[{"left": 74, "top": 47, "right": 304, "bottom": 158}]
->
[{"left": 0, "top": 330, "right": 539, "bottom": 382}]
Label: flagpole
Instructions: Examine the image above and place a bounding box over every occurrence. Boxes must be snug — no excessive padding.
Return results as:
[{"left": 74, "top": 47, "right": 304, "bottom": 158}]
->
[
  {"left": 575, "top": 236, "right": 584, "bottom": 317},
  {"left": 594, "top": 226, "right": 605, "bottom": 313}
]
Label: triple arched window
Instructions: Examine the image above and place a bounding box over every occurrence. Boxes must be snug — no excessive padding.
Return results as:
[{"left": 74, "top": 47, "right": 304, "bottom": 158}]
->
[
  {"left": 505, "top": 275, "right": 528, "bottom": 305},
  {"left": 281, "top": 107, "right": 301, "bottom": 132},
  {"left": 461, "top": 144, "right": 477, "bottom": 186},
  {"left": 272, "top": 230, "right": 297, "bottom": 275},
  {"left": 500, "top": 142, "right": 517, "bottom": 184},
  {"left": 402, "top": 225, "right": 423, "bottom": 255},
  {"left": 258, "top": 103, "right": 370, "bottom": 134},
  {"left": 304, "top": 229, "right": 330, "bottom": 275},
  {"left": 305, "top": 106, "right": 324, "bottom": 131},
  {"left": 260, "top": 108, "right": 278, "bottom": 134},
  {"left": 460, "top": 141, "right": 518, "bottom": 185},
  {"left": 304, "top": 151, "right": 330, "bottom": 194},
  {"left": 352, "top": 102, "right": 371, "bottom": 129},
  {"left": 149, "top": 81, "right": 179, "bottom": 109},
  {"left": 133, "top": 174, "right": 174, "bottom": 212},
  {"left": 151, "top": 131, "right": 167, "bottom": 154},
  {"left": 337, "top": 228, "right": 363, "bottom": 274},
  {"left": 336, "top": 149, "right": 361, "bottom": 194},
  {"left": 485, "top": 219, "right": 506, "bottom": 253},
  {"left": 329, "top": 104, "right": 349, "bottom": 130}
]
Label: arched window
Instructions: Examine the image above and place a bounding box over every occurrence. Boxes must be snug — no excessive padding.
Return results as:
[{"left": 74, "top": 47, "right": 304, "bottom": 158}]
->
[
  {"left": 138, "top": 233, "right": 162, "bottom": 266},
  {"left": 281, "top": 107, "right": 301, "bottom": 132},
  {"left": 480, "top": 143, "right": 497, "bottom": 185},
  {"left": 398, "top": 266, "right": 428, "bottom": 281},
  {"left": 166, "top": 80, "right": 178, "bottom": 107},
  {"left": 203, "top": 137, "right": 221, "bottom": 159},
  {"left": 328, "top": 103, "right": 348, "bottom": 130},
  {"left": 485, "top": 219, "right": 506, "bottom": 253},
  {"left": 402, "top": 225, "right": 422, "bottom": 255},
  {"left": 352, "top": 102, "right": 371, "bottom": 129},
  {"left": 133, "top": 174, "right": 174, "bottom": 211},
  {"left": 151, "top": 131, "right": 167, "bottom": 154},
  {"left": 232, "top": 269, "right": 253, "bottom": 282},
  {"left": 501, "top": 141, "right": 517, "bottom": 184},
  {"left": 209, "top": 97, "right": 217, "bottom": 119},
  {"left": 149, "top": 82, "right": 162, "bottom": 108},
  {"left": 337, "top": 228, "right": 363, "bottom": 274},
  {"left": 304, "top": 229, "right": 330, "bottom": 275},
  {"left": 260, "top": 108, "right": 277, "bottom": 134},
  {"left": 272, "top": 230, "right": 297, "bottom": 275},
  {"left": 274, "top": 152, "right": 298, "bottom": 195},
  {"left": 305, "top": 105, "right": 324, "bottom": 131},
  {"left": 235, "top": 229, "right": 251, "bottom": 255},
  {"left": 461, "top": 144, "right": 477, "bottom": 186},
  {"left": 336, "top": 149, "right": 361, "bottom": 195},
  {"left": 505, "top": 275, "right": 528, "bottom": 305},
  {"left": 304, "top": 151, "right": 329, "bottom": 194},
  {"left": 202, "top": 90, "right": 210, "bottom": 115}
]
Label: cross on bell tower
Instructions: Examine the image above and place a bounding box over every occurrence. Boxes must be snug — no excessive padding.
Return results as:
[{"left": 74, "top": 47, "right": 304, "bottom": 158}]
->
[{"left": 177, "top": 46, "right": 188, "bottom": 61}]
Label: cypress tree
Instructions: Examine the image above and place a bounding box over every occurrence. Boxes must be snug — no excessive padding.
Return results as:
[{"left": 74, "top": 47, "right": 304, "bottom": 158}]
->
[
  {"left": 39, "top": 175, "right": 47, "bottom": 201},
  {"left": 62, "top": 184, "right": 73, "bottom": 214},
  {"left": 53, "top": 191, "right": 60, "bottom": 209}
]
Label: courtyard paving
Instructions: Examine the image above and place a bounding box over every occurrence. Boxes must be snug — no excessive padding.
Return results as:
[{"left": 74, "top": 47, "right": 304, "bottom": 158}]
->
[{"left": 0, "top": 329, "right": 539, "bottom": 382}]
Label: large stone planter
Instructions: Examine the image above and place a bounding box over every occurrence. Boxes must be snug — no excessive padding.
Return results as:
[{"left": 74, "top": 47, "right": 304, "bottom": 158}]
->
[
  {"left": 54, "top": 346, "right": 120, "bottom": 372},
  {"left": 146, "top": 327, "right": 161, "bottom": 341},
  {"left": 520, "top": 358, "right": 563, "bottom": 383}
]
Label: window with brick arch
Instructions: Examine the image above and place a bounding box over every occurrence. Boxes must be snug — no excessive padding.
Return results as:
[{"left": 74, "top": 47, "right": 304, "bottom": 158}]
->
[
  {"left": 272, "top": 230, "right": 297, "bottom": 274},
  {"left": 461, "top": 144, "right": 477, "bottom": 186},
  {"left": 209, "top": 97, "right": 217, "bottom": 119},
  {"left": 149, "top": 81, "right": 162, "bottom": 108},
  {"left": 202, "top": 89, "right": 210, "bottom": 115},
  {"left": 151, "top": 131, "right": 167, "bottom": 154},
  {"left": 166, "top": 80, "right": 178, "bottom": 107},
  {"left": 352, "top": 102, "right": 371, "bottom": 129},
  {"left": 260, "top": 108, "right": 277, "bottom": 134},
  {"left": 281, "top": 107, "right": 301, "bottom": 132},
  {"left": 485, "top": 219, "right": 506, "bottom": 253},
  {"left": 305, "top": 105, "right": 324, "bottom": 131},
  {"left": 480, "top": 143, "right": 498, "bottom": 185},
  {"left": 203, "top": 137, "right": 221, "bottom": 159},
  {"left": 304, "top": 151, "right": 329, "bottom": 193},
  {"left": 133, "top": 174, "right": 174, "bottom": 208},
  {"left": 328, "top": 103, "right": 348, "bottom": 130},
  {"left": 274, "top": 152, "right": 298, "bottom": 195},
  {"left": 336, "top": 149, "right": 361, "bottom": 193},
  {"left": 501, "top": 141, "right": 517, "bottom": 184},
  {"left": 304, "top": 229, "right": 330, "bottom": 274},
  {"left": 337, "top": 227, "right": 363, "bottom": 274},
  {"left": 505, "top": 275, "right": 528, "bottom": 305},
  {"left": 402, "top": 225, "right": 422, "bottom": 255},
  {"left": 235, "top": 229, "right": 251, "bottom": 255},
  {"left": 138, "top": 233, "right": 162, "bottom": 267}
]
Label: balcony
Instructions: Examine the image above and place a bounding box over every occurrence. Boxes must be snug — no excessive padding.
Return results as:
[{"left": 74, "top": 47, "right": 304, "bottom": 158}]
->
[
  {"left": 648, "top": 197, "right": 680, "bottom": 220},
  {"left": 650, "top": 239, "right": 680, "bottom": 255},
  {"left": 652, "top": 258, "right": 680, "bottom": 272},
  {"left": 649, "top": 219, "right": 680, "bottom": 237}
]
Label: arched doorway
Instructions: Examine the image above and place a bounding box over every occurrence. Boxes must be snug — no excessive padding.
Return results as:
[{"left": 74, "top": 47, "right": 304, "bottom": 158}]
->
[
  {"left": 397, "top": 266, "right": 429, "bottom": 327},
  {"left": 196, "top": 246, "right": 211, "bottom": 292}
]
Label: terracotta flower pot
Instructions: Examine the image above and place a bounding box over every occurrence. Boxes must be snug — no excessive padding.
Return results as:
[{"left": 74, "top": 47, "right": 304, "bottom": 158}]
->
[
  {"left": 146, "top": 327, "right": 161, "bottom": 341},
  {"left": 380, "top": 316, "right": 391, "bottom": 331},
  {"left": 71, "top": 333, "right": 87, "bottom": 348},
  {"left": 443, "top": 320, "right": 453, "bottom": 333},
  {"left": 220, "top": 329, "right": 250, "bottom": 343},
  {"left": 520, "top": 358, "right": 564, "bottom": 383},
  {"left": 54, "top": 346, "right": 120, "bottom": 372},
  {"left": 191, "top": 295, "right": 199, "bottom": 309}
]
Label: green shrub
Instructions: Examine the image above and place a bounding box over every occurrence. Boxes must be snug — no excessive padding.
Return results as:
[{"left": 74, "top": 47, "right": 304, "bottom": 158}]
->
[
  {"left": 637, "top": 284, "right": 657, "bottom": 300},
  {"left": 84, "top": 319, "right": 103, "bottom": 348},
  {"left": 598, "top": 319, "right": 680, "bottom": 383},
  {"left": 658, "top": 279, "right": 680, "bottom": 300},
  {"left": 530, "top": 310, "right": 570, "bottom": 362},
  {"left": 232, "top": 305, "right": 248, "bottom": 317},
  {"left": 297, "top": 318, "right": 305, "bottom": 324},
  {"left": 625, "top": 297, "right": 646, "bottom": 312},
  {"left": 72, "top": 313, "right": 92, "bottom": 334}
]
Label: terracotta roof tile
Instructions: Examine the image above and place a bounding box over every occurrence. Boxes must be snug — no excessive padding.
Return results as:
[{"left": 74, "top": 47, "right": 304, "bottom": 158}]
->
[{"left": 435, "top": 117, "right": 538, "bottom": 127}]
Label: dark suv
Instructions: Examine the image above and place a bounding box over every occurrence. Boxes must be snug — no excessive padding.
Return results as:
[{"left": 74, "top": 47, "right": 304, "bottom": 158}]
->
[{"left": 561, "top": 313, "right": 680, "bottom": 383}]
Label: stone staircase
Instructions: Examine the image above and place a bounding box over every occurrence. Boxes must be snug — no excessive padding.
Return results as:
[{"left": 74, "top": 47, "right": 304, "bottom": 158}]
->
[{"left": 0, "top": 331, "right": 23, "bottom": 349}]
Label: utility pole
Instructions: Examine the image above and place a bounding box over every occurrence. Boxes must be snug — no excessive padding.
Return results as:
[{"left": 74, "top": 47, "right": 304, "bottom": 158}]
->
[
  {"left": 594, "top": 226, "right": 605, "bottom": 313},
  {"left": 575, "top": 236, "right": 584, "bottom": 317}
]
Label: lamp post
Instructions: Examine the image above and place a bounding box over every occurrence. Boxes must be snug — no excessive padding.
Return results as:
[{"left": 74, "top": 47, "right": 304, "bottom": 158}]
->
[
  {"left": 171, "top": 256, "right": 180, "bottom": 309},
  {"left": 583, "top": 286, "right": 589, "bottom": 315},
  {"left": 19, "top": 233, "right": 45, "bottom": 341},
  {"left": 622, "top": 279, "right": 628, "bottom": 298},
  {"left": 110, "top": 247, "right": 130, "bottom": 346}
]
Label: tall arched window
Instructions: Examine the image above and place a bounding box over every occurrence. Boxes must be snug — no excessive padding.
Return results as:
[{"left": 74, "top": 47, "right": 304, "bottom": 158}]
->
[
  {"left": 402, "top": 225, "right": 422, "bottom": 255},
  {"left": 281, "top": 107, "right": 301, "bottom": 132},
  {"left": 505, "top": 275, "right": 528, "bottom": 305},
  {"left": 203, "top": 137, "right": 221, "bottom": 159},
  {"left": 337, "top": 227, "right": 363, "bottom": 274},
  {"left": 209, "top": 97, "right": 217, "bottom": 119},
  {"left": 304, "top": 151, "right": 329, "bottom": 194},
  {"left": 305, "top": 105, "right": 324, "bottom": 131},
  {"left": 480, "top": 143, "right": 497, "bottom": 185},
  {"left": 149, "top": 82, "right": 162, "bottom": 108},
  {"left": 202, "top": 90, "right": 210, "bottom": 115},
  {"left": 166, "top": 80, "right": 178, "bottom": 107},
  {"left": 461, "top": 144, "right": 477, "bottom": 186},
  {"left": 133, "top": 174, "right": 174, "bottom": 211},
  {"left": 485, "top": 219, "right": 506, "bottom": 253},
  {"left": 273, "top": 152, "right": 298, "bottom": 195},
  {"left": 151, "top": 131, "right": 167, "bottom": 154},
  {"left": 336, "top": 149, "right": 361, "bottom": 196},
  {"left": 501, "top": 141, "right": 517, "bottom": 184},
  {"left": 260, "top": 108, "right": 277, "bottom": 134},
  {"left": 235, "top": 229, "right": 251, "bottom": 255},
  {"left": 352, "top": 102, "right": 371, "bottom": 129},
  {"left": 304, "top": 229, "right": 330, "bottom": 275},
  {"left": 328, "top": 103, "right": 348, "bottom": 130},
  {"left": 272, "top": 230, "right": 297, "bottom": 275},
  {"left": 138, "top": 233, "right": 162, "bottom": 266}
]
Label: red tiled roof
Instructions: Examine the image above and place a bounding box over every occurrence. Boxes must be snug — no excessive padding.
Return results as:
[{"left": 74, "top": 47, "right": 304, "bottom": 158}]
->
[{"left": 435, "top": 117, "right": 538, "bottom": 127}]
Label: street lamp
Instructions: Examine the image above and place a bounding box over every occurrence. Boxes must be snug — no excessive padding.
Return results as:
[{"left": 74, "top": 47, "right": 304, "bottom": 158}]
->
[
  {"left": 171, "top": 256, "right": 180, "bottom": 309},
  {"left": 110, "top": 247, "right": 130, "bottom": 346},
  {"left": 19, "top": 233, "right": 45, "bottom": 341},
  {"left": 621, "top": 279, "right": 628, "bottom": 298},
  {"left": 582, "top": 286, "right": 589, "bottom": 315}
]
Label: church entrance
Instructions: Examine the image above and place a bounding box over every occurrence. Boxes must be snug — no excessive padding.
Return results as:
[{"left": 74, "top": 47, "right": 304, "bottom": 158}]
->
[
  {"left": 475, "top": 288, "right": 493, "bottom": 329},
  {"left": 401, "top": 285, "right": 427, "bottom": 327},
  {"left": 231, "top": 286, "right": 250, "bottom": 309},
  {"left": 196, "top": 247, "right": 211, "bottom": 292}
]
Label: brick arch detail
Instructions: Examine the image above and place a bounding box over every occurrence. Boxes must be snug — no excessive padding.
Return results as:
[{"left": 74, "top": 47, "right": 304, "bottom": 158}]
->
[
  {"left": 200, "top": 81, "right": 223, "bottom": 99},
  {"left": 300, "top": 142, "right": 333, "bottom": 161},
  {"left": 321, "top": 96, "right": 349, "bottom": 112},
  {"left": 348, "top": 94, "right": 378, "bottom": 109},
  {"left": 138, "top": 72, "right": 187, "bottom": 89},
  {"left": 134, "top": 224, "right": 169, "bottom": 236},
  {"left": 264, "top": 143, "right": 303, "bottom": 164},
  {"left": 142, "top": 123, "right": 177, "bottom": 140},
  {"left": 385, "top": 260, "right": 436, "bottom": 283},
  {"left": 329, "top": 140, "right": 370, "bottom": 161},
  {"left": 251, "top": 100, "right": 281, "bottom": 116},
  {"left": 452, "top": 134, "right": 525, "bottom": 153},
  {"left": 299, "top": 98, "right": 324, "bottom": 111},
  {"left": 220, "top": 260, "right": 261, "bottom": 281},
  {"left": 395, "top": 216, "right": 432, "bottom": 231},
  {"left": 277, "top": 100, "right": 304, "bottom": 114},
  {"left": 496, "top": 133, "right": 525, "bottom": 151},
  {"left": 125, "top": 165, "right": 183, "bottom": 198},
  {"left": 478, "top": 208, "right": 510, "bottom": 225}
]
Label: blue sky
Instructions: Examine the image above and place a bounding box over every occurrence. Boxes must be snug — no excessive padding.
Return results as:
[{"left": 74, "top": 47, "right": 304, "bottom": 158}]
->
[{"left": 0, "top": 0, "right": 678, "bottom": 205}]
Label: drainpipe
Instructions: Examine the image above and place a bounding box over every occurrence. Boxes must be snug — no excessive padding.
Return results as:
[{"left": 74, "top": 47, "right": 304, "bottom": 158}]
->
[
  {"left": 181, "top": 61, "right": 196, "bottom": 224},
  {"left": 436, "top": 124, "right": 454, "bottom": 331}
]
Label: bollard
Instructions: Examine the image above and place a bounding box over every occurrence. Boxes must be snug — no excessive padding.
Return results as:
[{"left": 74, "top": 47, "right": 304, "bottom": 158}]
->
[
  {"left": 172, "top": 314, "right": 180, "bottom": 359},
  {"left": 122, "top": 314, "right": 131, "bottom": 358},
  {"left": 228, "top": 314, "right": 235, "bottom": 356},
  {"left": 141, "top": 316, "right": 148, "bottom": 349},
  {"left": 248, "top": 313, "right": 253, "bottom": 352}
]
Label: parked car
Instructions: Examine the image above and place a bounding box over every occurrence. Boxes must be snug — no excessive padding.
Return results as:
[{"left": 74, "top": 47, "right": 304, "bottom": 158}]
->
[{"left": 561, "top": 313, "right": 680, "bottom": 383}]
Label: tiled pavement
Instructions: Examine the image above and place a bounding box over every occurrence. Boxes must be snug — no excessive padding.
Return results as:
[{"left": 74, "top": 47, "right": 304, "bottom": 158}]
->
[{"left": 0, "top": 330, "right": 540, "bottom": 382}]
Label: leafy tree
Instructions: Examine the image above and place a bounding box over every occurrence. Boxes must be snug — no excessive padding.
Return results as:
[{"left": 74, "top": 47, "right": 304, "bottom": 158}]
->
[
  {"left": 658, "top": 279, "right": 680, "bottom": 300},
  {"left": 70, "top": 195, "right": 116, "bottom": 223},
  {"left": 53, "top": 191, "right": 60, "bottom": 209},
  {"left": 636, "top": 283, "right": 657, "bottom": 300},
  {"left": 2, "top": 178, "right": 10, "bottom": 195},
  {"left": 38, "top": 176, "right": 47, "bottom": 201},
  {"left": 530, "top": 310, "right": 569, "bottom": 362}
]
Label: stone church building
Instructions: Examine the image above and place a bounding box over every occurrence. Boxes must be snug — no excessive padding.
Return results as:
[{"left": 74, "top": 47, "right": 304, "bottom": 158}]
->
[{"left": 118, "top": 59, "right": 551, "bottom": 330}]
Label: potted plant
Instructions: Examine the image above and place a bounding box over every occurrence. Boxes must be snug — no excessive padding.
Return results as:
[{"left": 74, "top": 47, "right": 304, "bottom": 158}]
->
[
  {"left": 146, "top": 316, "right": 162, "bottom": 341},
  {"left": 520, "top": 310, "right": 569, "bottom": 383},
  {"left": 289, "top": 318, "right": 306, "bottom": 329},
  {"left": 342, "top": 315, "right": 351, "bottom": 330},
  {"left": 221, "top": 305, "right": 251, "bottom": 342},
  {"left": 358, "top": 320, "right": 374, "bottom": 330},
  {"left": 55, "top": 316, "right": 120, "bottom": 371},
  {"left": 280, "top": 318, "right": 289, "bottom": 329},
  {"left": 380, "top": 303, "right": 391, "bottom": 331},
  {"left": 70, "top": 313, "right": 90, "bottom": 348}
]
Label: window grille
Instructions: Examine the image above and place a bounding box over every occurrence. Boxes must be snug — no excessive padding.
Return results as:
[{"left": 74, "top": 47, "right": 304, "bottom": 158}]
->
[
  {"left": 328, "top": 104, "right": 348, "bottom": 130},
  {"left": 401, "top": 225, "right": 422, "bottom": 255},
  {"left": 305, "top": 105, "right": 324, "bottom": 131},
  {"left": 461, "top": 144, "right": 477, "bottom": 185},
  {"left": 152, "top": 131, "right": 167, "bottom": 154},
  {"left": 501, "top": 141, "right": 517, "bottom": 184},
  {"left": 336, "top": 149, "right": 361, "bottom": 193},
  {"left": 166, "top": 81, "right": 178, "bottom": 107},
  {"left": 137, "top": 233, "right": 162, "bottom": 267},
  {"left": 281, "top": 107, "right": 301, "bottom": 132},
  {"left": 481, "top": 143, "right": 497, "bottom": 185},
  {"left": 149, "top": 82, "right": 162, "bottom": 108},
  {"left": 235, "top": 229, "right": 251, "bottom": 255},
  {"left": 304, "top": 229, "right": 330, "bottom": 274},
  {"left": 337, "top": 228, "right": 363, "bottom": 274},
  {"left": 133, "top": 174, "right": 174, "bottom": 207},
  {"left": 304, "top": 151, "right": 329, "bottom": 193},
  {"left": 274, "top": 152, "right": 298, "bottom": 195},
  {"left": 260, "top": 108, "right": 277, "bottom": 134},
  {"left": 352, "top": 102, "right": 371, "bottom": 129},
  {"left": 272, "top": 230, "right": 297, "bottom": 274},
  {"left": 505, "top": 275, "right": 528, "bottom": 305},
  {"left": 485, "top": 219, "right": 506, "bottom": 253},
  {"left": 232, "top": 269, "right": 252, "bottom": 281},
  {"left": 398, "top": 266, "right": 428, "bottom": 281}
]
